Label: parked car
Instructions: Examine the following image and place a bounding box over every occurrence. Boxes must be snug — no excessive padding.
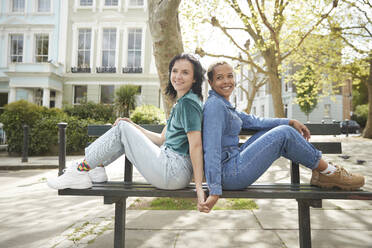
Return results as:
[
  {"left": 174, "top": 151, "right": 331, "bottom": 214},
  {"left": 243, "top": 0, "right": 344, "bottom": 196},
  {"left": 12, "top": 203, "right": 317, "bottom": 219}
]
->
[{"left": 340, "top": 120, "right": 361, "bottom": 134}]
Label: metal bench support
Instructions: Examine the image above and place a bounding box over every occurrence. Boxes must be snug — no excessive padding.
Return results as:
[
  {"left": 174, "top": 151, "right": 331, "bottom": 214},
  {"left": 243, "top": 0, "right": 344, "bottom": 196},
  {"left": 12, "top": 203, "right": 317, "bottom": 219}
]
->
[
  {"left": 124, "top": 157, "right": 133, "bottom": 183},
  {"left": 291, "top": 162, "right": 300, "bottom": 184},
  {"left": 297, "top": 199, "right": 311, "bottom": 248},
  {"left": 114, "top": 198, "right": 127, "bottom": 248}
]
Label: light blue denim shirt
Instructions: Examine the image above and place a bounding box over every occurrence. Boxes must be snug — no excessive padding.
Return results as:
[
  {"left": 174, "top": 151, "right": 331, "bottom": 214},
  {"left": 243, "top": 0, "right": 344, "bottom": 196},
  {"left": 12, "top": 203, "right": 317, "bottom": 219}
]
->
[{"left": 203, "top": 90, "right": 290, "bottom": 195}]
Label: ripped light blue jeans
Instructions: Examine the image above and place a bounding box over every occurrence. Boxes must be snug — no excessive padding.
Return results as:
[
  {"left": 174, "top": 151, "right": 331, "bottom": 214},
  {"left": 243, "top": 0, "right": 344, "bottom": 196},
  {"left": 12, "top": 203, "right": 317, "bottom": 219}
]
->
[
  {"left": 85, "top": 121, "right": 193, "bottom": 190},
  {"left": 222, "top": 125, "right": 322, "bottom": 190}
]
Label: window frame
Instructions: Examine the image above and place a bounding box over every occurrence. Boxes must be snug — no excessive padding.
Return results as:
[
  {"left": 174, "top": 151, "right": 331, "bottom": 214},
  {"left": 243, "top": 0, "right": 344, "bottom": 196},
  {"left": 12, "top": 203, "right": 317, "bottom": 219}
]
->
[
  {"left": 10, "top": 34, "right": 24, "bottom": 63},
  {"left": 37, "top": 0, "right": 51, "bottom": 13},
  {"left": 35, "top": 34, "right": 49, "bottom": 63},
  {"left": 101, "top": 28, "right": 117, "bottom": 68},
  {"left": 73, "top": 85, "right": 88, "bottom": 104},
  {"left": 77, "top": 28, "right": 92, "bottom": 68},
  {"left": 126, "top": 27, "right": 143, "bottom": 69},
  {"left": 11, "top": 0, "right": 25, "bottom": 13},
  {"left": 104, "top": 0, "right": 118, "bottom": 6},
  {"left": 79, "top": 0, "right": 93, "bottom": 6},
  {"left": 100, "top": 85, "right": 115, "bottom": 104},
  {"left": 128, "top": 0, "right": 144, "bottom": 8}
]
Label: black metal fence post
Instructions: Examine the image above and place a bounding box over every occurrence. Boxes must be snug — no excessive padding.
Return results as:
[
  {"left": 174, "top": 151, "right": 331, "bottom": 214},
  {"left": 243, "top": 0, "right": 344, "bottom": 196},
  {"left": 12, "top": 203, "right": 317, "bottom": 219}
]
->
[
  {"left": 22, "top": 124, "right": 29, "bottom": 163},
  {"left": 345, "top": 119, "right": 349, "bottom": 137},
  {"left": 58, "top": 122, "right": 68, "bottom": 176}
]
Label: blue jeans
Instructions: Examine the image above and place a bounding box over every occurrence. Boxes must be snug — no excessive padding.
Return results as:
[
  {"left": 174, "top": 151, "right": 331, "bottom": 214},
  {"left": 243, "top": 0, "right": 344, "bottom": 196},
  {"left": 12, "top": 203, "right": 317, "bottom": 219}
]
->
[{"left": 222, "top": 125, "right": 322, "bottom": 190}]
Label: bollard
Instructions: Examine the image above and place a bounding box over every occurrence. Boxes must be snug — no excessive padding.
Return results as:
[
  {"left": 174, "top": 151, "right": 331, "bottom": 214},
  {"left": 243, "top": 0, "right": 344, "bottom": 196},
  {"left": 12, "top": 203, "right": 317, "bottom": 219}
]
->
[
  {"left": 345, "top": 119, "right": 349, "bottom": 137},
  {"left": 22, "top": 124, "right": 29, "bottom": 163},
  {"left": 58, "top": 122, "right": 68, "bottom": 176}
]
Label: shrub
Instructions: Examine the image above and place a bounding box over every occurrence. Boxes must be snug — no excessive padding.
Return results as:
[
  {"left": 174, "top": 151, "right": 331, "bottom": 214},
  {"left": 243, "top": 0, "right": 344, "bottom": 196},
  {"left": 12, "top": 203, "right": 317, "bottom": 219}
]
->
[
  {"left": 352, "top": 104, "right": 368, "bottom": 127},
  {"left": 0, "top": 100, "right": 104, "bottom": 155},
  {"left": 1, "top": 100, "right": 44, "bottom": 154},
  {"left": 130, "top": 105, "right": 166, "bottom": 124},
  {"left": 64, "top": 116, "right": 104, "bottom": 153},
  {"left": 63, "top": 101, "right": 115, "bottom": 123},
  {"left": 115, "top": 85, "right": 140, "bottom": 117}
]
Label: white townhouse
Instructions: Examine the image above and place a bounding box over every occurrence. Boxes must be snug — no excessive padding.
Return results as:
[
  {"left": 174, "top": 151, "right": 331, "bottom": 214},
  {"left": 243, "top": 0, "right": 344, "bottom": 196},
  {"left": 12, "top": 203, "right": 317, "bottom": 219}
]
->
[
  {"left": 234, "top": 64, "right": 352, "bottom": 123},
  {"left": 60, "top": 0, "right": 160, "bottom": 107},
  {"left": 0, "top": 0, "right": 64, "bottom": 112}
]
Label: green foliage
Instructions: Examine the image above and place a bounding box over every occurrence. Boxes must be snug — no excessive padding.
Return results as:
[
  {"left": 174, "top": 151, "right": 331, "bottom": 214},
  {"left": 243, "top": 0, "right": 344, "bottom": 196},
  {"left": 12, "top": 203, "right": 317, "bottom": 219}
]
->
[
  {"left": 63, "top": 101, "right": 115, "bottom": 123},
  {"left": 149, "top": 198, "right": 197, "bottom": 210},
  {"left": 352, "top": 104, "right": 368, "bottom": 127},
  {"left": 0, "top": 100, "right": 104, "bottom": 155},
  {"left": 64, "top": 116, "right": 104, "bottom": 153},
  {"left": 129, "top": 197, "right": 258, "bottom": 210},
  {"left": 213, "top": 198, "right": 258, "bottom": 210},
  {"left": 0, "top": 100, "right": 66, "bottom": 154},
  {"left": 343, "top": 58, "right": 369, "bottom": 108},
  {"left": 115, "top": 85, "right": 140, "bottom": 117},
  {"left": 294, "top": 66, "right": 319, "bottom": 121},
  {"left": 130, "top": 105, "right": 166, "bottom": 124}
]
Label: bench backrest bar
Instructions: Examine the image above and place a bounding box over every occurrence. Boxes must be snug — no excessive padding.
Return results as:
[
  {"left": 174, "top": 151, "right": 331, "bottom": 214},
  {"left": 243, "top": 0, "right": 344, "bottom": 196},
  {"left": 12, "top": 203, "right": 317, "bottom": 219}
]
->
[{"left": 87, "top": 123, "right": 341, "bottom": 136}]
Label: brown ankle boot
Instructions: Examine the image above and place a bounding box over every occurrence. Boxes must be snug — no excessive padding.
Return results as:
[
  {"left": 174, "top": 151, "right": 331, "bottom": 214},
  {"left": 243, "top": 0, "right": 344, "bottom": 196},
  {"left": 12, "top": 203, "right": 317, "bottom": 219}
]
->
[{"left": 310, "top": 165, "right": 365, "bottom": 190}]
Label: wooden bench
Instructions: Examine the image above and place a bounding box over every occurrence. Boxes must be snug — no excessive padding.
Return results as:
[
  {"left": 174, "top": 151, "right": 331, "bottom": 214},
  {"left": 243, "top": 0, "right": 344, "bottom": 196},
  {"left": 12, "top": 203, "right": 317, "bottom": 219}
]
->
[{"left": 56, "top": 123, "right": 372, "bottom": 248}]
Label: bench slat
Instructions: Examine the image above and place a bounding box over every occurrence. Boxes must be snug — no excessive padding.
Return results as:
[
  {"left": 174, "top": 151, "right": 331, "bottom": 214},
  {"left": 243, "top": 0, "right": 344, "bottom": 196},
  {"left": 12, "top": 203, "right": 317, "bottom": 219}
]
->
[{"left": 59, "top": 183, "right": 372, "bottom": 200}]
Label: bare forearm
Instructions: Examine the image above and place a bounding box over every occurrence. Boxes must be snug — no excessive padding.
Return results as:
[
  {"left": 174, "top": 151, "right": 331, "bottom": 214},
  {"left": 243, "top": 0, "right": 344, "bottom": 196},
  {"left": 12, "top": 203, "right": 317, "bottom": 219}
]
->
[
  {"left": 190, "top": 143, "right": 204, "bottom": 189},
  {"left": 132, "top": 123, "right": 164, "bottom": 146}
]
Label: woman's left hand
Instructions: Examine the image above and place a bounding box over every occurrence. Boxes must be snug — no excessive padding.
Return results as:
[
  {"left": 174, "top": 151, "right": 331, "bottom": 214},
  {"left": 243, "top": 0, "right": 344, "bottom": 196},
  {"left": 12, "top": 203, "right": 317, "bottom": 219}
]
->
[
  {"left": 289, "top": 119, "right": 311, "bottom": 140},
  {"left": 196, "top": 189, "right": 210, "bottom": 213}
]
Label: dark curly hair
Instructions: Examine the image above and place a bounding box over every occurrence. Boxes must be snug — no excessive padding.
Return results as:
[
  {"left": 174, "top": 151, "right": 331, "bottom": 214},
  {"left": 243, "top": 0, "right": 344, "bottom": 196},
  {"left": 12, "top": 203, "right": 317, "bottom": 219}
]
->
[{"left": 165, "top": 53, "right": 205, "bottom": 100}]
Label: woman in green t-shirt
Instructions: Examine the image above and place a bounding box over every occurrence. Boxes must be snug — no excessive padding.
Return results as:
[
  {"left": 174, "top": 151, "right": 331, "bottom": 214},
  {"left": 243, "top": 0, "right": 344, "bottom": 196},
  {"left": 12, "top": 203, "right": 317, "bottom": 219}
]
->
[{"left": 47, "top": 54, "right": 208, "bottom": 212}]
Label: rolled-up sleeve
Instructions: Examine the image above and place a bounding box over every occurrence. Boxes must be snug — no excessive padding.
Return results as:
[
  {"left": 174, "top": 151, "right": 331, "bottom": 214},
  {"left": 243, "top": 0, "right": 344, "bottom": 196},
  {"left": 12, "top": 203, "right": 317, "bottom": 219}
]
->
[
  {"left": 237, "top": 111, "right": 289, "bottom": 130},
  {"left": 203, "top": 100, "right": 226, "bottom": 195}
]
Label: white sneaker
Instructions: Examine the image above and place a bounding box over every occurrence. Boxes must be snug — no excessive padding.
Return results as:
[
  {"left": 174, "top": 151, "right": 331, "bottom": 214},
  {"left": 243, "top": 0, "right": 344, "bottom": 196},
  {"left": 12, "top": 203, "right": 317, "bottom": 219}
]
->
[
  {"left": 47, "top": 161, "right": 92, "bottom": 190},
  {"left": 88, "top": 166, "right": 108, "bottom": 183}
]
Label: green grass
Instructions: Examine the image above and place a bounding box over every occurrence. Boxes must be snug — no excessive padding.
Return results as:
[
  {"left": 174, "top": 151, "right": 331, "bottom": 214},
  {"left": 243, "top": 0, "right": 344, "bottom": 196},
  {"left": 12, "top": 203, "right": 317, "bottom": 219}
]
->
[{"left": 129, "top": 197, "right": 258, "bottom": 210}]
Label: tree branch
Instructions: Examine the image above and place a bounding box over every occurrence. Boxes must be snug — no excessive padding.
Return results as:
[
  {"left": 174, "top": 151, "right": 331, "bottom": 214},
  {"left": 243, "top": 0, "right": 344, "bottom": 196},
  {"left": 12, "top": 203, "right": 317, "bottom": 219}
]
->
[
  {"left": 196, "top": 48, "right": 268, "bottom": 74},
  {"left": 282, "top": 1, "right": 339, "bottom": 61}
]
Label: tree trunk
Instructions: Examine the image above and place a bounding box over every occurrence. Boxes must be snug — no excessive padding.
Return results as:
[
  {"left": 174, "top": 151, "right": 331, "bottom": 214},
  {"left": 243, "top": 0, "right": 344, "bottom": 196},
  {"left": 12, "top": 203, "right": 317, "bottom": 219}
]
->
[
  {"left": 362, "top": 56, "right": 372, "bottom": 138},
  {"left": 263, "top": 49, "right": 285, "bottom": 117},
  {"left": 148, "top": 0, "right": 184, "bottom": 116},
  {"left": 242, "top": 84, "right": 258, "bottom": 114}
]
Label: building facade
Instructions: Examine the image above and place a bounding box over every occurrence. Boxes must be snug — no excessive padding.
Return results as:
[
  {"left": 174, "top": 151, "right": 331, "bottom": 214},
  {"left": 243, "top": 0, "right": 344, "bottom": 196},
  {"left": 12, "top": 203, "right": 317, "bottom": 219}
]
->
[
  {"left": 60, "top": 0, "right": 160, "bottom": 107},
  {"left": 234, "top": 65, "right": 351, "bottom": 123},
  {"left": 0, "top": 0, "right": 64, "bottom": 111},
  {"left": 0, "top": 0, "right": 161, "bottom": 113}
]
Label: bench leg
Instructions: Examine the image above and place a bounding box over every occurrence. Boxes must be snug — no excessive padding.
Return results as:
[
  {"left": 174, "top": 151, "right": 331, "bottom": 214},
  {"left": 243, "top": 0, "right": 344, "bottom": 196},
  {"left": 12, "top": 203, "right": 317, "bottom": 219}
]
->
[
  {"left": 114, "top": 198, "right": 127, "bottom": 248},
  {"left": 291, "top": 161, "right": 300, "bottom": 184},
  {"left": 297, "top": 200, "right": 312, "bottom": 248}
]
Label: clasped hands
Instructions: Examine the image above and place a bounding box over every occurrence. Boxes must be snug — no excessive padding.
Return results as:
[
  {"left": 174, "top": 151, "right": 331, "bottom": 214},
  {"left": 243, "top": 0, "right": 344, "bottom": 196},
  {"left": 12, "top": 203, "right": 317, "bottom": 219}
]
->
[{"left": 196, "top": 188, "right": 219, "bottom": 213}]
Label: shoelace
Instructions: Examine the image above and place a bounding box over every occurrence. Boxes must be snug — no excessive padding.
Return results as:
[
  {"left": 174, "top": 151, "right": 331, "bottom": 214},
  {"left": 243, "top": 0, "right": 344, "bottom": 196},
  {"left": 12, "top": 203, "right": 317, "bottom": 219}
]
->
[{"left": 336, "top": 165, "right": 353, "bottom": 178}]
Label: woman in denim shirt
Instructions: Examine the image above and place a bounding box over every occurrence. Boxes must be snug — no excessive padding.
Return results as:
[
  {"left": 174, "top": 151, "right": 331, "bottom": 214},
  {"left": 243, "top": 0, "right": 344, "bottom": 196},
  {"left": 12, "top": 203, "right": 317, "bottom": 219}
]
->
[{"left": 201, "top": 61, "right": 365, "bottom": 212}]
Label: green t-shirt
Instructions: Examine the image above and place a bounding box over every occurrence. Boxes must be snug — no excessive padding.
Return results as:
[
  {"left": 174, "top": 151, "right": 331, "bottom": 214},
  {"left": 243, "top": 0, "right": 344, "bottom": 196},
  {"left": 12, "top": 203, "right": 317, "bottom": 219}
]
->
[{"left": 165, "top": 90, "right": 203, "bottom": 156}]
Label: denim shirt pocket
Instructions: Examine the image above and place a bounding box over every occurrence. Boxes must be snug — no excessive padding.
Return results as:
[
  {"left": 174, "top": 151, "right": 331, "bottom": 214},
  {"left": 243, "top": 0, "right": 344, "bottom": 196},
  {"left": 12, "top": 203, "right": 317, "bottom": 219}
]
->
[
  {"left": 228, "top": 109, "right": 242, "bottom": 136},
  {"left": 221, "top": 150, "right": 231, "bottom": 164},
  {"left": 222, "top": 154, "right": 238, "bottom": 178}
]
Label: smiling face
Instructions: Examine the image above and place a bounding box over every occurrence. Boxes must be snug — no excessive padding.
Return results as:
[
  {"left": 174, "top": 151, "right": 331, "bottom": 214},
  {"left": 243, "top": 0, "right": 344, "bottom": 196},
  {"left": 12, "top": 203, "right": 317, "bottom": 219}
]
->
[
  {"left": 170, "top": 59, "right": 195, "bottom": 99},
  {"left": 209, "top": 63, "right": 234, "bottom": 100}
]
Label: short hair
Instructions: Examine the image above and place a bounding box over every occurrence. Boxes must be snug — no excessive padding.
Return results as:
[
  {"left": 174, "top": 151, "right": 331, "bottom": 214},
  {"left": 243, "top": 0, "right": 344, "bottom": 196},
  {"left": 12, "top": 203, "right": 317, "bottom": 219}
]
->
[
  {"left": 165, "top": 53, "right": 205, "bottom": 100},
  {"left": 207, "top": 61, "right": 229, "bottom": 82}
]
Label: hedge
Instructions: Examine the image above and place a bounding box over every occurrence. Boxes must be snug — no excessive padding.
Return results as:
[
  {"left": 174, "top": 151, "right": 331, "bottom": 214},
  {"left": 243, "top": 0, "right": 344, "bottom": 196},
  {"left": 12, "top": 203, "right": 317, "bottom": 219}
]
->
[{"left": 0, "top": 100, "right": 103, "bottom": 155}]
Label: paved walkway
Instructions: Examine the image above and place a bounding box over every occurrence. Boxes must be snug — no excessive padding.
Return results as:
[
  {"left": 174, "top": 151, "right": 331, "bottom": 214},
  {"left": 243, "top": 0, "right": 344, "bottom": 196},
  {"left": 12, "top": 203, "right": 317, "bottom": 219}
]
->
[{"left": 0, "top": 135, "right": 371, "bottom": 248}]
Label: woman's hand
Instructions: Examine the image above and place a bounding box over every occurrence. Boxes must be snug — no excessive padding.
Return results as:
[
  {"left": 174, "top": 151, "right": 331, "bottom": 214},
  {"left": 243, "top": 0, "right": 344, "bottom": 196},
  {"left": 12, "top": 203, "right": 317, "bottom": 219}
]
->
[
  {"left": 289, "top": 119, "right": 311, "bottom": 140},
  {"left": 199, "top": 195, "right": 219, "bottom": 213},
  {"left": 196, "top": 189, "right": 209, "bottom": 213},
  {"left": 113, "top": 117, "right": 134, "bottom": 126}
]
